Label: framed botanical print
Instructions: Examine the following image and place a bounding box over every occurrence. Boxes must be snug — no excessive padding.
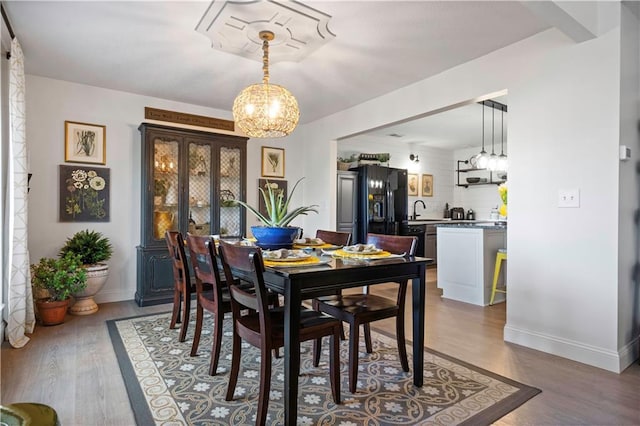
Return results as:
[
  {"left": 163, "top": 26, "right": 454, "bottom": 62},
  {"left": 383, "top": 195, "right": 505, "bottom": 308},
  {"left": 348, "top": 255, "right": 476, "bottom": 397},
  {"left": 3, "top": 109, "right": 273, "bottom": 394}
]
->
[
  {"left": 59, "top": 165, "right": 110, "bottom": 222},
  {"left": 422, "top": 174, "right": 433, "bottom": 197},
  {"left": 65, "top": 120, "right": 106, "bottom": 165},
  {"left": 261, "top": 146, "right": 285, "bottom": 178},
  {"left": 408, "top": 173, "right": 419, "bottom": 196}
]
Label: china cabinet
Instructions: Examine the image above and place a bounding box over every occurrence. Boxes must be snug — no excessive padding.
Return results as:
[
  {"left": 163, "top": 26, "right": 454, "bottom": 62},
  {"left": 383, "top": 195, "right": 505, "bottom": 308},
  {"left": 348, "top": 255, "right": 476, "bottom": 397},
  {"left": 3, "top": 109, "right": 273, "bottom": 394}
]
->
[{"left": 136, "top": 123, "right": 247, "bottom": 306}]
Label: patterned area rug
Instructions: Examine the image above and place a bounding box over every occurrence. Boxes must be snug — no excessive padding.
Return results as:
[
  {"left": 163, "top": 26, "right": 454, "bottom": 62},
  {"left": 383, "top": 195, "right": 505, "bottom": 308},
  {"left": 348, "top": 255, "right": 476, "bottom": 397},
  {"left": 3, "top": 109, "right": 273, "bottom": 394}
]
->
[{"left": 107, "top": 311, "right": 540, "bottom": 425}]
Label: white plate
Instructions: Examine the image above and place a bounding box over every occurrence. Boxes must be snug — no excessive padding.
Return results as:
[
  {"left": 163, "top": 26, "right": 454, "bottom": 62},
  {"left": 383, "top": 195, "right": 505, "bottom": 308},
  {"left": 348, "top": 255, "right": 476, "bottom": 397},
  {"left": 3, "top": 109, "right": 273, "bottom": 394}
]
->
[
  {"left": 263, "top": 250, "right": 311, "bottom": 262},
  {"left": 342, "top": 244, "right": 382, "bottom": 255}
]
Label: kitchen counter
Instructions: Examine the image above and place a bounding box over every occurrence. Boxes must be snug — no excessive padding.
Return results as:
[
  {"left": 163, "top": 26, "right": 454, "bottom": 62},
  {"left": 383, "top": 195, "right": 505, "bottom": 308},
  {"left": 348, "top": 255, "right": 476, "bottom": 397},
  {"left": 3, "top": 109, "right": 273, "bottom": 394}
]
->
[{"left": 434, "top": 221, "right": 507, "bottom": 230}]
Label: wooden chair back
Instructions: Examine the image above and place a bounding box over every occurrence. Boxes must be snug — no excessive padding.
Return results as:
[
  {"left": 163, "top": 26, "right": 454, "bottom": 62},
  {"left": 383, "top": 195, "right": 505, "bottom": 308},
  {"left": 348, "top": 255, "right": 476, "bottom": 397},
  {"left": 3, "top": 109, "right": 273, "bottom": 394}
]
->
[
  {"left": 185, "top": 234, "right": 223, "bottom": 301},
  {"left": 316, "top": 229, "right": 351, "bottom": 246},
  {"left": 165, "top": 230, "right": 190, "bottom": 291},
  {"left": 218, "top": 241, "right": 270, "bottom": 327},
  {"left": 366, "top": 233, "right": 417, "bottom": 256}
]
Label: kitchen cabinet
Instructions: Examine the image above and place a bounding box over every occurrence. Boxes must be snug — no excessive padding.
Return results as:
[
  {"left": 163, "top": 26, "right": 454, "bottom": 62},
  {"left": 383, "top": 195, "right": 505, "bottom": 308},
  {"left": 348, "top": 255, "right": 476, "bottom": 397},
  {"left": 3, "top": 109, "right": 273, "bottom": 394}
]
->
[
  {"left": 456, "top": 160, "right": 506, "bottom": 188},
  {"left": 436, "top": 224, "right": 506, "bottom": 306},
  {"left": 336, "top": 170, "right": 358, "bottom": 237},
  {"left": 425, "top": 224, "right": 437, "bottom": 263},
  {"left": 136, "top": 123, "right": 247, "bottom": 306}
]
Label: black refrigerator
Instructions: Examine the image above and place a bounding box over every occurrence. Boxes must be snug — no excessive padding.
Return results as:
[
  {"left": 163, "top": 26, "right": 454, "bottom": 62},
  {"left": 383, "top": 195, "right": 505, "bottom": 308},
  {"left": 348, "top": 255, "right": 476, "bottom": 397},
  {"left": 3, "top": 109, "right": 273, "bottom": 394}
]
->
[{"left": 353, "top": 165, "right": 408, "bottom": 244}]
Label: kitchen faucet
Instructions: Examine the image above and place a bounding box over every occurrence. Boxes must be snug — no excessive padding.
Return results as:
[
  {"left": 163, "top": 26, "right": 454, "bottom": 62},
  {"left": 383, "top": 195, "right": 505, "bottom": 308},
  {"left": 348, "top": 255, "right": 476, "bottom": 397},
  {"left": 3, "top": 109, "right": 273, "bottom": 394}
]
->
[{"left": 412, "top": 200, "right": 426, "bottom": 220}]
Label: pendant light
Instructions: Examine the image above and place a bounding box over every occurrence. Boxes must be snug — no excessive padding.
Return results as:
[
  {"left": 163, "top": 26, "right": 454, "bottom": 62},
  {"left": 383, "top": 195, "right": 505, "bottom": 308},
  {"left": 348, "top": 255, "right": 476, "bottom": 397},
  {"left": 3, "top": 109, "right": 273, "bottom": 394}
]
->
[
  {"left": 232, "top": 31, "right": 300, "bottom": 138},
  {"left": 475, "top": 102, "right": 490, "bottom": 169},
  {"left": 487, "top": 105, "right": 499, "bottom": 171},
  {"left": 497, "top": 106, "right": 508, "bottom": 172}
]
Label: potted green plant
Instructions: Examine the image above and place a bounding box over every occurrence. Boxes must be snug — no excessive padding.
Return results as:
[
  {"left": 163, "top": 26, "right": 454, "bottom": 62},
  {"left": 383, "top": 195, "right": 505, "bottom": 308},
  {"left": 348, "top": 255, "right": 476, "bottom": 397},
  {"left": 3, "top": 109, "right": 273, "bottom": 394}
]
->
[
  {"left": 31, "top": 253, "right": 87, "bottom": 325},
  {"left": 337, "top": 154, "right": 358, "bottom": 170},
  {"left": 235, "top": 178, "right": 318, "bottom": 249},
  {"left": 59, "top": 229, "right": 113, "bottom": 315}
]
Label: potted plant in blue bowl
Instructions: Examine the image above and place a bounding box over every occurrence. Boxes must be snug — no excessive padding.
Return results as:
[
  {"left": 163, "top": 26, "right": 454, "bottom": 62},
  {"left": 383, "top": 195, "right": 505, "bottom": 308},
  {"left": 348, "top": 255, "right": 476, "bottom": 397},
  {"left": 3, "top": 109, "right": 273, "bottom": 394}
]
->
[{"left": 235, "top": 178, "right": 318, "bottom": 249}]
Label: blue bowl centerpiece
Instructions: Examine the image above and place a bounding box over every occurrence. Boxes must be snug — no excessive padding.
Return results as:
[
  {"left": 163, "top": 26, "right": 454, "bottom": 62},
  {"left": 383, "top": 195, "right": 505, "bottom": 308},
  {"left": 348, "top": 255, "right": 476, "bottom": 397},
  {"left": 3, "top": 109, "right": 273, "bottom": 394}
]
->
[{"left": 251, "top": 226, "right": 300, "bottom": 250}]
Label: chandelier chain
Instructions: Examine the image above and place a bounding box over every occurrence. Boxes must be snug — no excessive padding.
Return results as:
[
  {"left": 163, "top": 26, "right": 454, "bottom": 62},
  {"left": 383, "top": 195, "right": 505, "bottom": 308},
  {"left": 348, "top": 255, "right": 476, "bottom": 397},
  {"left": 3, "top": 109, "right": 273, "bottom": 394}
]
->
[{"left": 262, "top": 38, "right": 270, "bottom": 84}]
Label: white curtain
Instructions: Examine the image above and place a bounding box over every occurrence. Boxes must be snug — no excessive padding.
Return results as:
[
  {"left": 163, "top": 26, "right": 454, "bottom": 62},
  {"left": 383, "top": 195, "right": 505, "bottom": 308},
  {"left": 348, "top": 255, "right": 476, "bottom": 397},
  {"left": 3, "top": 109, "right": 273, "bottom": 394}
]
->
[{"left": 6, "top": 38, "right": 34, "bottom": 347}]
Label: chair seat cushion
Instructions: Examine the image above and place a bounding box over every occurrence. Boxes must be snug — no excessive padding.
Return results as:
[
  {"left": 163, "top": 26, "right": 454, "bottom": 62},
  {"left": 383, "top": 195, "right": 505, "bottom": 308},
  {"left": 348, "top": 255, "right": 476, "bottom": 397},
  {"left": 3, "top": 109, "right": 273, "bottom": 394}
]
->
[
  {"left": 316, "top": 294, "right": 398, "bottom": 317},
  {"left": 237, "top": 307, "right": 339, "bottom": 341}
]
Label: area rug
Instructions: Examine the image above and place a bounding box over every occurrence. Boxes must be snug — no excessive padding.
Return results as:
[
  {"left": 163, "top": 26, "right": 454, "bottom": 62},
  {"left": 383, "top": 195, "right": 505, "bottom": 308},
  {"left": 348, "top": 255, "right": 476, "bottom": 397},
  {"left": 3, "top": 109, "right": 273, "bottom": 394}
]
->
[{"left": 107, "top": 311, "right": 540, "bottom": 425}]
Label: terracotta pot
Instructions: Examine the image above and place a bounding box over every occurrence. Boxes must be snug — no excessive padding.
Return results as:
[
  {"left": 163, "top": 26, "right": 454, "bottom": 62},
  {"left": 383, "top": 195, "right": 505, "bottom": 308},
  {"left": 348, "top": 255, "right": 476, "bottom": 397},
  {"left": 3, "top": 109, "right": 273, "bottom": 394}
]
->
[
  {"left": 69, "top": 263, "right": 109, "bottom": 315},
  {"left": 36, "top": 299, "right": 70, "bottom": 326}
]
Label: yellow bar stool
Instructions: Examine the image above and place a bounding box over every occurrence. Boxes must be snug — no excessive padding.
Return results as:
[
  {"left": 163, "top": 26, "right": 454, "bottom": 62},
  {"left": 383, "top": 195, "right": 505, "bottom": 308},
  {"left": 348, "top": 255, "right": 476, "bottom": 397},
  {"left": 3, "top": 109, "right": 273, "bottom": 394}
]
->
[{"left": 490, "top": 248, "right": 507, "bottom": 305}]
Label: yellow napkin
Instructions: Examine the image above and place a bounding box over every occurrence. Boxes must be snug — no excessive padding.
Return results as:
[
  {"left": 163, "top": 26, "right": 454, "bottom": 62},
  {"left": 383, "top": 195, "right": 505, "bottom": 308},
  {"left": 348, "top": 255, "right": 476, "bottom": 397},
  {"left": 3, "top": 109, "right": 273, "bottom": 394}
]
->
[
  {"left": 332, "top": 249, "right": 392, "bottom": 259},
  {"left": 264, "top": 257, "right": 323, "bottom": 267}
]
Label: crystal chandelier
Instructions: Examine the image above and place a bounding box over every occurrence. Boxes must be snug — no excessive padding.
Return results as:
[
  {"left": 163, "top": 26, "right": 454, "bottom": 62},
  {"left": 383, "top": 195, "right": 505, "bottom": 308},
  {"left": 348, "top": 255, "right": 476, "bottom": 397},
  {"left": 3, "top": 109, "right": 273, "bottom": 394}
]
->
[{"left": 232, "top": 31, "right": 300, "bottom": 138}]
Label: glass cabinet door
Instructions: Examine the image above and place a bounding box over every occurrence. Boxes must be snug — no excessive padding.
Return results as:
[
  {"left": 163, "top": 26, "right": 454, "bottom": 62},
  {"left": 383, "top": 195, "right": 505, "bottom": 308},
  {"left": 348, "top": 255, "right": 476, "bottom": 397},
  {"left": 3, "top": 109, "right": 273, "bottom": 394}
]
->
[
  {"left": 187, "top": 142, "right": 212, "bottom": 236},
  {"left": 219, "top": 146, "right": 242, "bottom": 238},
  {"left": 152, "top": 138, "right": 179, "bottom": 241}
]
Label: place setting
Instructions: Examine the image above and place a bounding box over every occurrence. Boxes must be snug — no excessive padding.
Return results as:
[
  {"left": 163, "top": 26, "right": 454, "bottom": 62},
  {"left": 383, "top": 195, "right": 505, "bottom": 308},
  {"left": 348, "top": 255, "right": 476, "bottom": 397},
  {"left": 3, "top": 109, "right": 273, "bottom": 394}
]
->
[
  {"left": 324, "top": 243, "right": 406, "bottom": 260},
  {"left": 292, "top": 237, "right": 342, "bottom": 250},
  {"left": 262, "top": 248, "right": 332, "bottom": 268}
]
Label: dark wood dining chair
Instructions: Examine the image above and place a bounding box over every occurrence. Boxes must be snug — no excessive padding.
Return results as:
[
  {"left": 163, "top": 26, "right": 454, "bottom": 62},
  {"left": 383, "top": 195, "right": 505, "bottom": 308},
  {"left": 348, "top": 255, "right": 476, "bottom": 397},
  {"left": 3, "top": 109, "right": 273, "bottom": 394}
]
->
[
  {"left": 185, "top": 234, "right": 232, "bottom": 375},
  {"left": 165, "top": 230, "right": 197, "bottom": 342},
  {"left": 218, "top": 240, "right": 342, "bottom": 426},
  {"left": 315, "top": 229, "right": 351, "bottom": 246},
  {"left": 313, "top": 233, "right": 417, "bottom": 393}
]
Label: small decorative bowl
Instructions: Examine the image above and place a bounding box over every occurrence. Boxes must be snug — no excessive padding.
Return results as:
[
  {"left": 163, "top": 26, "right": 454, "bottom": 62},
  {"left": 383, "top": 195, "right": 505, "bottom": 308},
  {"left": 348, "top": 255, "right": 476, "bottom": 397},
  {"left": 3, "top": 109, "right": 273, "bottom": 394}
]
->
[{"left": 466, "top": 177, "right": 481, "bottom": 184}]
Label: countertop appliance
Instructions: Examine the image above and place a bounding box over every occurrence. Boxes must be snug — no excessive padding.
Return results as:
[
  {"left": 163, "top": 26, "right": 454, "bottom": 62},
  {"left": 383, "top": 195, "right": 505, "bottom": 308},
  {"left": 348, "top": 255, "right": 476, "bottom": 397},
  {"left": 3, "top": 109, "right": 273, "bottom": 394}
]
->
[
  {"left": 354, "top": 165, "right": 408, "bottom": 243},
  {"left": 450, "top": 207, "right": 465, "bottom": 220},
  {"left": 466, "top": 209, "right": 475, "bottom": 220}
]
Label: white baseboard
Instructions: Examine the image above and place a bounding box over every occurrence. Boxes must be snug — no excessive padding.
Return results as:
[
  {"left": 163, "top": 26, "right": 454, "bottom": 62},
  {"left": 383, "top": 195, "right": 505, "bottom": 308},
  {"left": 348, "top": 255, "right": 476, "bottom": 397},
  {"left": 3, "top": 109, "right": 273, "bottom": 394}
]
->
[
  {"left": 504, "top": 323, "right": 638, "bottom": 373},
  {"left": 94, "top": 290, "right": 136, "bottom": 305}
]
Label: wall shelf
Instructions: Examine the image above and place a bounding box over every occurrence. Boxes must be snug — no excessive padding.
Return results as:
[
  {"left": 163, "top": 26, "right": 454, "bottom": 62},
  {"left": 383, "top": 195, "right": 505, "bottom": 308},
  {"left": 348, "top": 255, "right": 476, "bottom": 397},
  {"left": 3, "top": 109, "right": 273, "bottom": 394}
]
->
[{"left": 456, "top": 160, "right": 506, "bottom": 188}]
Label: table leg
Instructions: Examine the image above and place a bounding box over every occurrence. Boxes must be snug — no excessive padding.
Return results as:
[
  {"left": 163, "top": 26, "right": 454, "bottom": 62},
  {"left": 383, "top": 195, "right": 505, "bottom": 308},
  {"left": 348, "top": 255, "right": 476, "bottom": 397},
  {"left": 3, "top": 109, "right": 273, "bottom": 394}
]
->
[
  {"left": 284, "top": 284, "right": 302, "bottom": 424},
  {"left": 412, "top": 263, "right": 426, "bottom": 387}
]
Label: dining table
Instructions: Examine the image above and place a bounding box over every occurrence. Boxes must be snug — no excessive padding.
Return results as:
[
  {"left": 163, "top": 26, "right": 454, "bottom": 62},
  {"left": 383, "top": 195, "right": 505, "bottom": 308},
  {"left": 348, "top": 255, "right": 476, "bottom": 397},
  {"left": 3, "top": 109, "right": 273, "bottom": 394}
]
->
[{"left": 255, "top": 250, "right": 431, "bottom": 424}]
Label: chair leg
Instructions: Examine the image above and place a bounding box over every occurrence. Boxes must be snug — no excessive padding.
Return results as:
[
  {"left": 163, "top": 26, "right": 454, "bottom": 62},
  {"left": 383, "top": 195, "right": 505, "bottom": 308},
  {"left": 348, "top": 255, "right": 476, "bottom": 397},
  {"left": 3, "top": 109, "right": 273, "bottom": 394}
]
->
[
  {"left": 208, "top": 310, "right": 224, "bottom": 376},
  {"left": 256, "top": 345, "right": 272, "bottom": 426},
  {"left": 190, "top": 304, "right": 204, "bottom": 356},
  {"left": 348, "top": 323, "right": 359, "bottom": 394},
  {"left": 169, "top": 290, "right": 180, "bottom": 329},
  {"left": 396, "top": 311, "right": 409, "bottom": 372},
  {"left": 363, "top": 323, "right": 373, "bottom": 353},
  {"left": 329, "top": 332, "right": 341, "bottom": 404},
  {"left": 225, "top": 327, "right": 242, "bottom": 401},
  {"left": 313, "top": 337, "right": 322, "bottom": 367},
  {"left": 178, "top": 293, "right": 191, "bottom": 342}
]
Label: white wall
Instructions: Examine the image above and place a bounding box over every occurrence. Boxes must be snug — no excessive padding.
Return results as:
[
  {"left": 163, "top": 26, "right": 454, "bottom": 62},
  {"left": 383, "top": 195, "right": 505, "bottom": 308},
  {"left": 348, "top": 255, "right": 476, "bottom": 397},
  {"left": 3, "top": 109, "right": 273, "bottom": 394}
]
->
[
  {"left": 452, "top": 146, "right": 508, "bottom": 220},
  {"left": 299, "top": 17, "right": 637, "bottom": 372},
  {"left": 25, "top": 76, "right": 303, "bottom": 303},
  {"left": 337, "top": 139, "right": 453, "bottom": 219}
]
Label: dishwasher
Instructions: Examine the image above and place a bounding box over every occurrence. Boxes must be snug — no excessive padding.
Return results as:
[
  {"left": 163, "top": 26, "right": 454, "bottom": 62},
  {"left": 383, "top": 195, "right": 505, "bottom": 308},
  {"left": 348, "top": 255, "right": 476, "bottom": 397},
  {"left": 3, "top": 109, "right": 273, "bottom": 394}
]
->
[{"left": 400, "top": 223, "right": 426, "bottom": 257}]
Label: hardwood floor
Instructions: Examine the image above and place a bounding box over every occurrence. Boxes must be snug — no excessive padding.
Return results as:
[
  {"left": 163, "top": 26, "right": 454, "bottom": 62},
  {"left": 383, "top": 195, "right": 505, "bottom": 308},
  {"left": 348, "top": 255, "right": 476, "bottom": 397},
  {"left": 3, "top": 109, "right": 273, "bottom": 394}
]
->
[{"left": 2, "top": 268, "right": 639, "bottom": 425}]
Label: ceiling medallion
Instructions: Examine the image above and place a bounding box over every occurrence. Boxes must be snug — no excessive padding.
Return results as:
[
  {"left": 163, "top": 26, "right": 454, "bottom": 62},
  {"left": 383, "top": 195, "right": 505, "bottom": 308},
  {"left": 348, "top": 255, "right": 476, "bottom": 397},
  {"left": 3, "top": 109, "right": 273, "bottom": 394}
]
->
[{"left": 196, "top": 0, "right": 335, "bottom": 63}]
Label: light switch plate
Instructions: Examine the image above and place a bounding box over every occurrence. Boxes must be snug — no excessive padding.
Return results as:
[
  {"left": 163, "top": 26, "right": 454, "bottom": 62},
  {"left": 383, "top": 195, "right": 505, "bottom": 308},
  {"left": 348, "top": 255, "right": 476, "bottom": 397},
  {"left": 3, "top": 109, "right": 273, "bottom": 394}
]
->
[{"left": 558, "top": 189, "right": 580, "bottom": 208}]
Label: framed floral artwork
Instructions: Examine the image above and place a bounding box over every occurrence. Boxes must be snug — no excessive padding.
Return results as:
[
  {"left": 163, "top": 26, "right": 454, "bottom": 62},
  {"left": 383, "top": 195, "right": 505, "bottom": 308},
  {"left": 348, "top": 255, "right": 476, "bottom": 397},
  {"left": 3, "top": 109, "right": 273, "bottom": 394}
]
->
[
  {"left": 261, "top": 146, "right": 285, "bottom": 178},
  {"left": 60, "top": 165, "right": 110, "bottom": 222},
  {"left": 408, "top": 173, "right": 419, "bottom": 196},
  {"left": 65, "top": 120, "right": 106, "bottom": 165},
  {"left": 422, "top": 174, "right": 433, "bottom": 197}
]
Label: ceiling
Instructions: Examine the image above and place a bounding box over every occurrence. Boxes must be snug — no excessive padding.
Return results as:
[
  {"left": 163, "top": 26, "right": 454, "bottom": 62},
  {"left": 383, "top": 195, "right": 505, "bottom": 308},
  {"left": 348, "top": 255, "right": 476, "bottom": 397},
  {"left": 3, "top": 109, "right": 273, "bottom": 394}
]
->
[
  {"left": 340, "top": 95, "right": 508, "bottom": 151},
  {"left": 2, "top": 1, "right": 549, "bottom": 139}
]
